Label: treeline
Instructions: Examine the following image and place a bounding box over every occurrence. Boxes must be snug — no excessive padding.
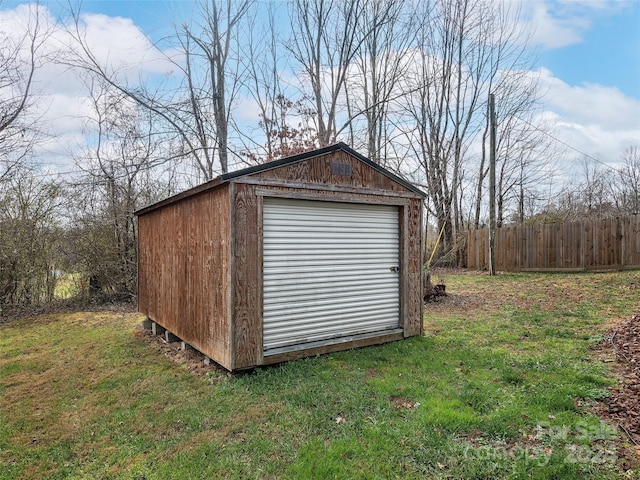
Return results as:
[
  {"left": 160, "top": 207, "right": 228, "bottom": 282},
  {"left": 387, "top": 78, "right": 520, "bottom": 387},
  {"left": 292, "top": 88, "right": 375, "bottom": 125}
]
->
[
  {"left": 1, "top": 0, "right": 638, "bottom": 308},
  {"left": 524, "top": 148, "right": 640, "bottom": 225}
]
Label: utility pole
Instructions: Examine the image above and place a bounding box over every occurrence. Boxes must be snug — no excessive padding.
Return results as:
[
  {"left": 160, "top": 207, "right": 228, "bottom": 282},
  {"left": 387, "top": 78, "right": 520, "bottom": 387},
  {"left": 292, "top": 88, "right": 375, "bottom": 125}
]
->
[{"left": 489, "top": 93, "right": 496, "bottom": 275}]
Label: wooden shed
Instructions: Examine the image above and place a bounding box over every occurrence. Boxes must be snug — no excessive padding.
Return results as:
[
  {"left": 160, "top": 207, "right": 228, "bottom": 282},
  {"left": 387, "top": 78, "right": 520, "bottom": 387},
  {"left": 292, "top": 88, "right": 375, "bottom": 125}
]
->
[{"left": 136, "top": 143, "right": 426, "bottom": 371}]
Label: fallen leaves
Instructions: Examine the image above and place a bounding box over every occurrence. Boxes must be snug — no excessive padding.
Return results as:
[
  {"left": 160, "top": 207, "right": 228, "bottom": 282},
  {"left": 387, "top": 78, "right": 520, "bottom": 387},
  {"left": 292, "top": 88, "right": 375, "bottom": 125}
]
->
[
  {"left": 594, "top": 315, "right": 640, "bottom": 445},
  {"left": 390, "top": 396, "right": 421, "bottom": 410},
  {"left": 593, "top": 314, "right": 640, "bottom": 470},
  {"left": 333, "top": 396, "right": 421, "bottom": 427}
]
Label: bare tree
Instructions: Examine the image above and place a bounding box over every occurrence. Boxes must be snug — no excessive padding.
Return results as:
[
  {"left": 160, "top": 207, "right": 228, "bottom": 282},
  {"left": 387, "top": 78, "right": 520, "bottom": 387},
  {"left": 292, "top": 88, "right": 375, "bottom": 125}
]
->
[
  {"left": 64, "top": 0, "right": 253, "bottom": 180},
  {"left": 579, "top": 157, "right": 613, "bottom": 219},
  {"left": 287, "top": 0, "right": 367, "bottom": 147},
  {"left": 469, "top": 19, "right": 553, "bottom": 228},
  {"left": 179, "top": 0, "right": 253, "bottom": 174},
  {"left": 544, "top": 157, "right": 614, "bottom": 222},
  {"left": 484, "top": 93, "right": 555, "bottom": 227},
  {"left": 400, "top": 0, "right": 539, "bottom": 262},
  {"left": 0, "top": 1, "right": 50, "bottom": 182},
  {"left": 347, "top": 0, "right": 417, "bottom": 165},
  {"left": 0, "top": 2, "right": 64, "bottom": 307},
  {"left": 239, "top": 3, "right": 318, "bottom": 162},
  {"left": 68, "top": 80, "right": 168, "bottom": 297},
  {"left": 0, "top": 166, "right": 62, "bottom": 306},
  {"left": 401, "top": 0, "right": 482, "bottom": 261},
  {"left": 612, "top": 145, "right": 640, "bottom": 215}
]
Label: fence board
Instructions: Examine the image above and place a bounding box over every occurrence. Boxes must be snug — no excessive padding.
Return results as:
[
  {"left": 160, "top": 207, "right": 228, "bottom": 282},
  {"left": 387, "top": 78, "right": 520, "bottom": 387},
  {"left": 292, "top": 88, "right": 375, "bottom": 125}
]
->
[{"left": 468, "top": 215, "right": 640, "bottom": 271}]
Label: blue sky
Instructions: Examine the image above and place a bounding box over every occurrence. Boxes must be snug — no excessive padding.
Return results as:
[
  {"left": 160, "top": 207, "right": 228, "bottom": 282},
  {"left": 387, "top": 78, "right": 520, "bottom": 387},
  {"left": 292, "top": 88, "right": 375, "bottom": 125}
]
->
[
  {"left": 1, "top": 0, "right": 639, "bottom": 177},
  {"left": 67, "top": 0, "right": 640, "bottom": 99},
  {"left": 537, "top": 0, "right": 640, "bottom": 99},
  {"left": 17, "top": 0, "right": 632, "bottom": 96}
]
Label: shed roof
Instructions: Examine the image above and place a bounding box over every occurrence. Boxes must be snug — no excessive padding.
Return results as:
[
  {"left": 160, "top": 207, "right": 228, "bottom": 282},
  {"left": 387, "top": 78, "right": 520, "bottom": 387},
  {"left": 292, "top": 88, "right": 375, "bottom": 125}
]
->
[{"left": 135, "top": 142, "right": 426, "bottom": 216}]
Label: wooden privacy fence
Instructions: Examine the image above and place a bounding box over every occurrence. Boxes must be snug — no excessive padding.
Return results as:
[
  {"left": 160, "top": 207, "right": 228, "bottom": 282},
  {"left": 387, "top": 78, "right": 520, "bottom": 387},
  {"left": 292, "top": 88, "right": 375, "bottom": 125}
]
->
[{"left": 467, "top": 215, "right": 640, "bottom": 272}]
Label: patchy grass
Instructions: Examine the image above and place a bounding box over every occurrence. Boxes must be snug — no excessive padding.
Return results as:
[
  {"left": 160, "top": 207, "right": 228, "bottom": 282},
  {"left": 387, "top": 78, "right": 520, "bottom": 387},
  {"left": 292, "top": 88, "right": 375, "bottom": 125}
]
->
[{"left": 1, "top": 271, "right": 639, "bottom": 479}]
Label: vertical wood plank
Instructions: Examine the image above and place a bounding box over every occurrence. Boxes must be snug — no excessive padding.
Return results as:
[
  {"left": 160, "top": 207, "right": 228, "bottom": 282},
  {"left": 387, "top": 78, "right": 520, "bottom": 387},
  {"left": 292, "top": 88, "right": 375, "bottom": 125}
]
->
[
  {"left": 136, "top": 187, "right": 232, "bottom": 369},
  {"left": 232, "top": 182, "right": 262, "bottom": 369},
  {"left": 405, "top": 199, "right": 423, "bottom": 337},
  {"left": 466, "top": 214, "right": 640, "bottom": 272}
]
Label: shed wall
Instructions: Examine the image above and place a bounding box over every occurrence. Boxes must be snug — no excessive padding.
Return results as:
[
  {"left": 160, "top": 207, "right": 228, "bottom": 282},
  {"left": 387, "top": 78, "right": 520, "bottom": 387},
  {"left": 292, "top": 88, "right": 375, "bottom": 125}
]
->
[
  {"left": 229, "top": 150, "right": 423, "bottom": 368},
  {"left": 138, "top": 148, "right": 424, "bottom": 371},
  {"left": 138, "top": 186, "right": 232, "bottom": 368},
  {"left": 404, "top": 197, "right": 423, "bottom": 337},
  {"left": 231, "top": 182, "right": 262, "bottom": 369}
]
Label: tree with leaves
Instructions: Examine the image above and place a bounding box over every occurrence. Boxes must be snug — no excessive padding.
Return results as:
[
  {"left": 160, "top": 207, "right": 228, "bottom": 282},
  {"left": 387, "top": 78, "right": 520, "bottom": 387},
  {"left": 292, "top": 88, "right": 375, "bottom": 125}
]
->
[{"left": 241, "top": 95, "right": 317, "bottom": 163}]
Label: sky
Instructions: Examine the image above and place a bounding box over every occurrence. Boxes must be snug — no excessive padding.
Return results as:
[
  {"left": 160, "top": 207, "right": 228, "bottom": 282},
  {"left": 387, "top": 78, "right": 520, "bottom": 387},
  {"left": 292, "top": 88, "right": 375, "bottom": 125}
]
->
[
  {"left": 526, "top": 0, "right": 640, "bottom": 176},
  {"left": 533, "top": 0, "right": 639, "bottom": 99},
  {"left": 1, "top": 0, "right": 639, "bottom": 182}
]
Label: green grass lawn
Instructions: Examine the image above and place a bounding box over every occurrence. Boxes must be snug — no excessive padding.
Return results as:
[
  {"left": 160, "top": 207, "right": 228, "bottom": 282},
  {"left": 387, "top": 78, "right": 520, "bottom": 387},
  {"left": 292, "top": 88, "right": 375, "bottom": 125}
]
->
[{"left": 1, "top": 271, "right": 638, "bottom": 479}]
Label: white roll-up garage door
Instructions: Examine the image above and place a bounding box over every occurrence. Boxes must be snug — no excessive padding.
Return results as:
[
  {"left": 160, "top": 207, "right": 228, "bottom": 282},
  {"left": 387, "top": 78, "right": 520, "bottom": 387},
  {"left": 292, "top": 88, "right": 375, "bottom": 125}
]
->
[{"left": 263, "top": 197, "right": 400, "bottom": 352}]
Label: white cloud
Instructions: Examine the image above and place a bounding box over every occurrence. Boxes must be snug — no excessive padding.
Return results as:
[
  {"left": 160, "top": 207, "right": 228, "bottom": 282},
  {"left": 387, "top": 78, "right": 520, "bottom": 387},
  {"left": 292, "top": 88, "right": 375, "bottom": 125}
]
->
[
  {"left": 536, "top": 68, "right": 640, "bottom": 164},
  {"left": 1, "top": 3, "right": 179, "bottom": 172},
  {"left": 539, "top": 68, "right": 640, "bottom": 131},
  {"left": 234, "top": 94, "right": 262, "bottom": 122},
  {"left": 71, "top": 12, "right": 175, "bottom": 80},
  {"left": 527, "top": 2, "right": 589, "bottom": 49},
  {"left": 522, "top": 0, "right": 632, "bottom": 50}
]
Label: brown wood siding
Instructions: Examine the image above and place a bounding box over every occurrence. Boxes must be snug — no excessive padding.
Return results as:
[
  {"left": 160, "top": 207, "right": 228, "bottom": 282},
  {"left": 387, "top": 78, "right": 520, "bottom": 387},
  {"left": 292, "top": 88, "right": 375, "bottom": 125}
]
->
[
  {"left": 468, "top": 215, "right": 640, "bottom": 272},
  {"left": 231, "top": 182, "right": 263, "bottom": 369},
  {"left": 252, "top": 151, "right": 409, "bottom": 193},
  {"left": 138, "top": 187, "right": 232, "bottom": 369},
  {"left": 405, "top": 198, "right": 424, "bottom": 336},
  {"left": 138, "top": 147, "right": 425, "bottom": 371}
]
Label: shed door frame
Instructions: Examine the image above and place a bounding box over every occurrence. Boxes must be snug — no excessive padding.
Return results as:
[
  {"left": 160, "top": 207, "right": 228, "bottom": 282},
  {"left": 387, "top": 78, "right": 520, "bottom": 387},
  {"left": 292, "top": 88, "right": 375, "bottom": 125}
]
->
[{"left": 255, "top": 189, "right": 411, "bottom": 357}]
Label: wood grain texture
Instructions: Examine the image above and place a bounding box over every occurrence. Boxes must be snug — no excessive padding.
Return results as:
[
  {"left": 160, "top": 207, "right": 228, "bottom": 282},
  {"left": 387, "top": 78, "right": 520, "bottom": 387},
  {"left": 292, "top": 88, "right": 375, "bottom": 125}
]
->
[
  {"left": 468, "top": 215, "right": 640, "bottom": 272},
  {"left": 137, "top": 187, "right": 232, "bottom": 369},
  {"left": 254, "top": 151, "right": 410, "bottom": 193},
  {"left": 405, "top": 198, "right": 423, "bottom": 337},
  {"left": 138, "top": 148, "right": 425, "bottom": 371},
  {"left": 254, "top": 186, "right": 414, "bottom": 204},
  {"left": 231, "top": 182, "right": 262, "bottom": 369}
]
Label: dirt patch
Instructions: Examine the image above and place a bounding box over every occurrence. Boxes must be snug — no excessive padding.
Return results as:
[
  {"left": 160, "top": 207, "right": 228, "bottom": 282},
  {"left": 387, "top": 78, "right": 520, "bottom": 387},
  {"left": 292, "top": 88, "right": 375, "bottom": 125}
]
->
[
  {"left": 592, "top": 314, "right": 640, "bottom": 471},
  {"left": 134, "top": 327, "right": 228, "bottom": 380},
  {"left": 0, "top": 299, "right": 136, "bottom": 325}
]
